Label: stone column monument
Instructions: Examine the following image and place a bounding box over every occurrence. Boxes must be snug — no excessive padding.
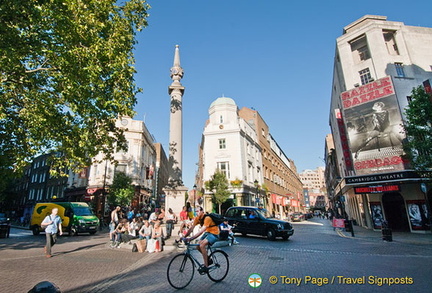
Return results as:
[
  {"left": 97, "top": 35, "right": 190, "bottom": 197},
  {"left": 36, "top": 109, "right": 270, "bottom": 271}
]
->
[{"left": 163, "top": 45, "right": 188, "bottom": 214}]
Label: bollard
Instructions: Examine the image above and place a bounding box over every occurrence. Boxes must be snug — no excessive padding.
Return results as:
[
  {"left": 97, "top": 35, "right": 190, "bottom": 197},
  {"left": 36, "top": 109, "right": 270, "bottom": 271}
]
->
[
  {"left": 381, "top": 221, "right": 392, "bottom": 242},
  {"left": 0, "top": 223, "right": 10, "bottom": 238}
]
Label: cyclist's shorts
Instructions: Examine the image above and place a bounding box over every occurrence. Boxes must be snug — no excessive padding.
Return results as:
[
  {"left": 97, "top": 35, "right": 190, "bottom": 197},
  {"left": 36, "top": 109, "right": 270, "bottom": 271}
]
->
[{"left": 200, "top": 232, "right": 219, "bottom": 245}]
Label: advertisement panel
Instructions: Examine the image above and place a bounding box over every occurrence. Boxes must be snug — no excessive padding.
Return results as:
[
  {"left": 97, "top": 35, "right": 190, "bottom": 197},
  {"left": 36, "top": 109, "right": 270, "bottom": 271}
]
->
[
  {"left": 369, "top": 202, "right": 384, "bottom": 229},
  {"left": 341, "top": 76, "right": 407, "bottom": 175},
  {"left": 406, "top": 200, "right": 430, "bottom": 231}
]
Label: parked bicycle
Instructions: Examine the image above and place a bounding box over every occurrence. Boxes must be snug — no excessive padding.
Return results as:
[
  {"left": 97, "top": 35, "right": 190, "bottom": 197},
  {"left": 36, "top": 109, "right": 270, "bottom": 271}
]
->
[{"left": 167, "top": 239, "right": 229, "bottom": 289}]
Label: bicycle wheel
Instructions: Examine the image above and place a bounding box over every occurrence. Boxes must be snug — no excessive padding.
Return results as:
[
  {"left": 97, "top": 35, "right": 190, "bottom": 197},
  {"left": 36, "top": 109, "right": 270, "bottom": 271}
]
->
[
  {"left": 207, "top": 250, "right": 229, "bottom": 282},
  {"left": 167, "top": 254, "right": 195, "bottom": 289}
]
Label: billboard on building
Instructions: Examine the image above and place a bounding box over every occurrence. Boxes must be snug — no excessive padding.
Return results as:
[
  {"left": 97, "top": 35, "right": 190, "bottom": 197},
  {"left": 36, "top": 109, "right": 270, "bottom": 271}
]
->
[
  {"left": 335, "top": 109, "right": 354, "bottom": 175},
  {"left": 341, "top": 76, "right": 407, "bottom": 175}
]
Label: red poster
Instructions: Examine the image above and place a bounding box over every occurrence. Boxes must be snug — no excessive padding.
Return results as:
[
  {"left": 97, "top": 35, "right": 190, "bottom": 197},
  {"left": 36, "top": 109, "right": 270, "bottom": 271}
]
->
[{"left": 332, "top": 219, "right": 345, "bottom": 228}]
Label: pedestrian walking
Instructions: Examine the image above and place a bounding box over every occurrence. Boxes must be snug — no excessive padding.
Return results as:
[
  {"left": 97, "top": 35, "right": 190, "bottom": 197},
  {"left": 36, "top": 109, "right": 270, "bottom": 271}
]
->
[
  {"left": 165, "top": 208, "right": 177, "bottom": 238},
  {"left": 109, "top": 206, "right": 121, "bottom": 244},
  {"left": 42, "top": 208, "right": 63, "bottom": 258}
]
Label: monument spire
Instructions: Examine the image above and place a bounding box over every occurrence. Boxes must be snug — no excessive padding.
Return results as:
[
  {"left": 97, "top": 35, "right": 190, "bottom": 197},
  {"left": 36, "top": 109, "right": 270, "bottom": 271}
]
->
[
  {"left": 173, "top": 44, "right": 181, "bottom": 67},
  {"left": 168, "top": 45, "right": 185, "bottom": 186},
  {"left": 164, "top": 45, "right": 188, "bottom": 218}
]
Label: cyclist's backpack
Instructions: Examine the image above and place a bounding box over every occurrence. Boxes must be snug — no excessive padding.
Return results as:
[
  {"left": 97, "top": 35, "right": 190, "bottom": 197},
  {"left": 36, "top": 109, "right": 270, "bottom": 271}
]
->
[{"left": 202, "top": 213, "right": 225, "bottom": 227}]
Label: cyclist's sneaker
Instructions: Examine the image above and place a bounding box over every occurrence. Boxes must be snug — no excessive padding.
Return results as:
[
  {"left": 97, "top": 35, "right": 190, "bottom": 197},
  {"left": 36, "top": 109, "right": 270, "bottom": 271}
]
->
[
  {"left": 233, "top": 240, "right": 239, "bottom": 245},
  {"left": 198, "top": 266, "right": 209, "bottom": 274},
  {"left": 208, "top": 257, "right": 213, "bottom": 266}
]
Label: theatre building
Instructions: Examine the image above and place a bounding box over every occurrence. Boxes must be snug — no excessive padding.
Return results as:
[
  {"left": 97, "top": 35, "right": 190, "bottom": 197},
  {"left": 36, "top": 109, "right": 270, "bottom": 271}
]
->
[{"left": 327, "top": 15, "right": 432, "bottom": 233}]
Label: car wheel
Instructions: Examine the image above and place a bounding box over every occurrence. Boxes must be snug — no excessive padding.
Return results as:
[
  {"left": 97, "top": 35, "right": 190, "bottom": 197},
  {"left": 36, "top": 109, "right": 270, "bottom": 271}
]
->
[
  {"left": 266, "top": 228, "right": 276, "bottom": 241},
  {"left": 69, "top": 226, "right": 78, "bottom": 236},
  {"left": 241, "top": 232, "right": 247, "bottom": 237},
  {"left": 282, "top": 234, "right": 289, "bottom": 241},
  {"left": 32, "top": 225, "right": 40, "bottom": 236},
  {"left": 89, "top": 231, "right": 96, "bottom": 235}
]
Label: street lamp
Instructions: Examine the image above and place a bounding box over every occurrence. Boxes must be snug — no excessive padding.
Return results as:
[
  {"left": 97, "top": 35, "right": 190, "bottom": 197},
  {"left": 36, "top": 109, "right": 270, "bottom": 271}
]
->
[
  {"left": 254, "top": 180, "right": 259, "bottom": 207},
  {"left": 193, "top": 184, "right": 197, "bottom": 209}
]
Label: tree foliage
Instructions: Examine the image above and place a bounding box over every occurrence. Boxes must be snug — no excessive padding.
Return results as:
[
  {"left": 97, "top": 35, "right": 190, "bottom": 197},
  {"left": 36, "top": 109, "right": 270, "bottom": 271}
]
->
[
  {"left": 205, "top": 170, "right": 231, "bottom": 213},
  {"left": 0, "top": 0, "right": 150, "bottom": 190},
  {"left": 107, "top": 171, "right": 135, "bottom": 207},
  {"left": 403, "top": 86, "right": 432, "bottom": 170}
]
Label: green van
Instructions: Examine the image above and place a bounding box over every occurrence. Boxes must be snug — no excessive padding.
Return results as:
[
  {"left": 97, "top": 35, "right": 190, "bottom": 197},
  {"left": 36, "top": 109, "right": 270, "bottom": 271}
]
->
[{"left": 31, "top": 202, "right": 99, "bottom": 236}]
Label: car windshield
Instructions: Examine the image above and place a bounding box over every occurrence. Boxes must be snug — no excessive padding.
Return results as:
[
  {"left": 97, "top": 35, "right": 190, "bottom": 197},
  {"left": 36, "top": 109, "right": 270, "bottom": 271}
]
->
[
  {"left": 256, "top": 209, "right": 273, "bottom": 219},
  {"left": 73, "top": 207, "right": 93, "bottom": 216}
]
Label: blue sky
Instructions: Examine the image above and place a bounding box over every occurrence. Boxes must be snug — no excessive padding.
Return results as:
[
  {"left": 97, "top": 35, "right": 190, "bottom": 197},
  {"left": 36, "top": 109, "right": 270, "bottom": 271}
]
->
[{"left": 132, "top": 0, "right": 432, "bottom": 188}]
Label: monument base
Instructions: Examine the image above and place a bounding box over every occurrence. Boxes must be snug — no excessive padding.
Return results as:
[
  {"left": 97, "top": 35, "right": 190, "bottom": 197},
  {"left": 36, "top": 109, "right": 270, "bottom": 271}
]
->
[{"left": 163, "top": 185, "right": 188, "bottom": 216}]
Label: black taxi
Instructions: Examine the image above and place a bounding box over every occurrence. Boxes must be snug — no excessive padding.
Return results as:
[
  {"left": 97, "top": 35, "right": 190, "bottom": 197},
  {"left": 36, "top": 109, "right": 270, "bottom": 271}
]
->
[{"left": 224, "top": 206, "right": 294, "bottom": 241}]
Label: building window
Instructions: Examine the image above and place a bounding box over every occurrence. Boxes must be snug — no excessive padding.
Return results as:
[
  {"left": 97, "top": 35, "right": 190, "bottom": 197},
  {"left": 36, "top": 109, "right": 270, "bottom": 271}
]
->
[
  {"left": 219, "top": 138, "right": 226, "bottom": 149},
  {"left": 395, "top": 63, "right": 405, "bottom": 77},
  {"left": 115, "top": 164, "right": 127, "bottom": 174},
  {"left": 220, "top": 115, "right": 224, "bottom": 123},
  {"left": 359, "top": 68, "right": 373, "bottom": 85},
  {"left": 350, "top": 35, "right": 370, "bottom": 63},
  {"left": 217, "top": 162, "right": 230, "bottom": 178},
  {"left": 407, "top": 96, "right": 412, "bottom": 103},
  {"left": 116, "top": 141, "right": 129, "bottom": 154},
  {"left": 383, "top": 30, "right": 399, "bottom": 55}
]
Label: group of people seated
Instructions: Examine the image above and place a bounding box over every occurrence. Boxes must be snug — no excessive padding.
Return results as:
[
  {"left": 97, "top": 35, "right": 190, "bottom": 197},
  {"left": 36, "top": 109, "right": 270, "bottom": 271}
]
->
[
  {"left": 109, "top": 206, "right": 171, "bottom": 253},
  {"left": 109, "top": 204, "right": 239, "bottom": 264}
]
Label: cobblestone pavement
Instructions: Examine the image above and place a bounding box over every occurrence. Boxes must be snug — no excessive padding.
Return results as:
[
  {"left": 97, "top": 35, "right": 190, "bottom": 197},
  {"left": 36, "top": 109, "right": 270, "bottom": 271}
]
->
[{"left": 1, "top": 219, "right": 431, "bottom": 292}]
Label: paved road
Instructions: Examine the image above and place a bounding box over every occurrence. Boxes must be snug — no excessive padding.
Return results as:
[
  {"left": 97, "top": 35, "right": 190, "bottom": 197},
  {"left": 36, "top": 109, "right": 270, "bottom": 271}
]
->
[{"left": 1, "top": 219, "right": 431, "bottom": 292}]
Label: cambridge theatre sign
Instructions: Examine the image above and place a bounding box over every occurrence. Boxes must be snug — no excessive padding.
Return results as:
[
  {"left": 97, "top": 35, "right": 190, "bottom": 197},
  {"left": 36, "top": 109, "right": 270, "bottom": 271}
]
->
[{"left": 336, "top": 171, "right": 432, "bottom": 194}]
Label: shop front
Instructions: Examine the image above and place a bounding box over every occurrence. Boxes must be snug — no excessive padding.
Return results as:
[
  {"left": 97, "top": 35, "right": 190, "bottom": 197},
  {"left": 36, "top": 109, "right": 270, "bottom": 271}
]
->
[{"left": 336, "top": 171, "right": 432, "bottom": 233}]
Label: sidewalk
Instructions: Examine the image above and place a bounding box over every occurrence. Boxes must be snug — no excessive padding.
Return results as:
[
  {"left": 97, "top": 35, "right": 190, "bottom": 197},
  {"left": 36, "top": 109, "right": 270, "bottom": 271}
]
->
[{"left": 331, "top": 219, "right": 432, "bottom": 245}]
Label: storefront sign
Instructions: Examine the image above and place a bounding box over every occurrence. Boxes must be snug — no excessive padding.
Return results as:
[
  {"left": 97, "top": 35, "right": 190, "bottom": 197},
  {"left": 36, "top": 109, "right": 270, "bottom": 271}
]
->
[
  {"left": 346, "top": 170, "right": 432, "bottom": 184},
  {"left": 354, "top": 185, "right": 400, "bottom": 194}
]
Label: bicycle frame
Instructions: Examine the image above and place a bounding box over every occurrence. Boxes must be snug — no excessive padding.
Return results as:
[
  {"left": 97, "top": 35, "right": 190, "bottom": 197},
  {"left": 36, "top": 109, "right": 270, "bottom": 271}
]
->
[
  {"left": 180, "top": 242, "right": 213, "bottom": 270},
  {"left": 167, "top": 240, "right": 230, "bottom": 289}
]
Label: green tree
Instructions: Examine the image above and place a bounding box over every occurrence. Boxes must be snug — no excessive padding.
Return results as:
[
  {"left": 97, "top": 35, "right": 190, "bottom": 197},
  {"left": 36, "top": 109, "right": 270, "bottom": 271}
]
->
[
  {"left": 0, "top": 0, "right": 150, "bottom": 194},
  {"left": 403, "top": 86, "right": 432, "bottom": 170},
  {"left": 205, "top": 170, "right": 231, "bottom": 213},
  {"left": 107, "top": 172, "right": 135, "bottom": 207}
]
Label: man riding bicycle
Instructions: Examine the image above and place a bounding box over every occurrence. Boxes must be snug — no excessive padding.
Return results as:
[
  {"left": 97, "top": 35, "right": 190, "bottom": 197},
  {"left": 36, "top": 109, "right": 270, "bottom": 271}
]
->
[{"left": 182, "top": 206, "right": 219, "bottom": 272}]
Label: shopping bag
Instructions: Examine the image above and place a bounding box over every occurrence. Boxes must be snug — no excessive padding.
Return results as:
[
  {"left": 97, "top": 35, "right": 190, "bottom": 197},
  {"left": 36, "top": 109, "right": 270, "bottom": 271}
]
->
[{"left": 136, "top": 239, "right": 147, "bottom": 253}]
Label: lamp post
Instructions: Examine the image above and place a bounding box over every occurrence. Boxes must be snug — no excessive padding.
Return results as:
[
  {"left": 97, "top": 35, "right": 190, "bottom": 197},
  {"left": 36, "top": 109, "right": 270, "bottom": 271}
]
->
[
  {"left": 193, "top": 184, "right": 197, "bottom": 209},
  {"left": 254, "top": 180, "right": 259, "bottom": 207}
]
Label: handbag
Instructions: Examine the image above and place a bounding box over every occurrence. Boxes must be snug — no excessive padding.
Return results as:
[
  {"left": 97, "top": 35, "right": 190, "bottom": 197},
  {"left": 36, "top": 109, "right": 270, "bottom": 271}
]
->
[{"left": 41, "top": 215, "right": 52, "bottom": 230}]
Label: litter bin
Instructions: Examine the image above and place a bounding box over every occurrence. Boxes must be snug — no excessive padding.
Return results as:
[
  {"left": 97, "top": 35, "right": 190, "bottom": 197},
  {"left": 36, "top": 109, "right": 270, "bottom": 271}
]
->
[
  {"left": 381, "top": 221, "right": 392, "bottom": 242},
  {"left": 344, "top": 219, "right": 351, "bottom": 232},
  {"left": 0, "top": 223, "right": 10, "bottom": 238}
]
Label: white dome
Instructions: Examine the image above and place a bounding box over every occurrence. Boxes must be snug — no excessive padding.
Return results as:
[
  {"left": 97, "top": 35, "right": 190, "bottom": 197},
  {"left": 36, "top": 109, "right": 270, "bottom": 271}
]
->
[{"left": 210, "top": 97, "right": 236, "bottom": 108}]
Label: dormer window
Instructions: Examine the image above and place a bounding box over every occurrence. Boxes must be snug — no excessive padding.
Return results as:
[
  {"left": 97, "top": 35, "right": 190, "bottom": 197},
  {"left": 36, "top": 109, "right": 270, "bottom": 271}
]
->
[
  {"left": 383, "top": 30, "right": 399, "bottom": 55},
  {"left": 350, "top": 35, "right": 370, "bottom": 63}
]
